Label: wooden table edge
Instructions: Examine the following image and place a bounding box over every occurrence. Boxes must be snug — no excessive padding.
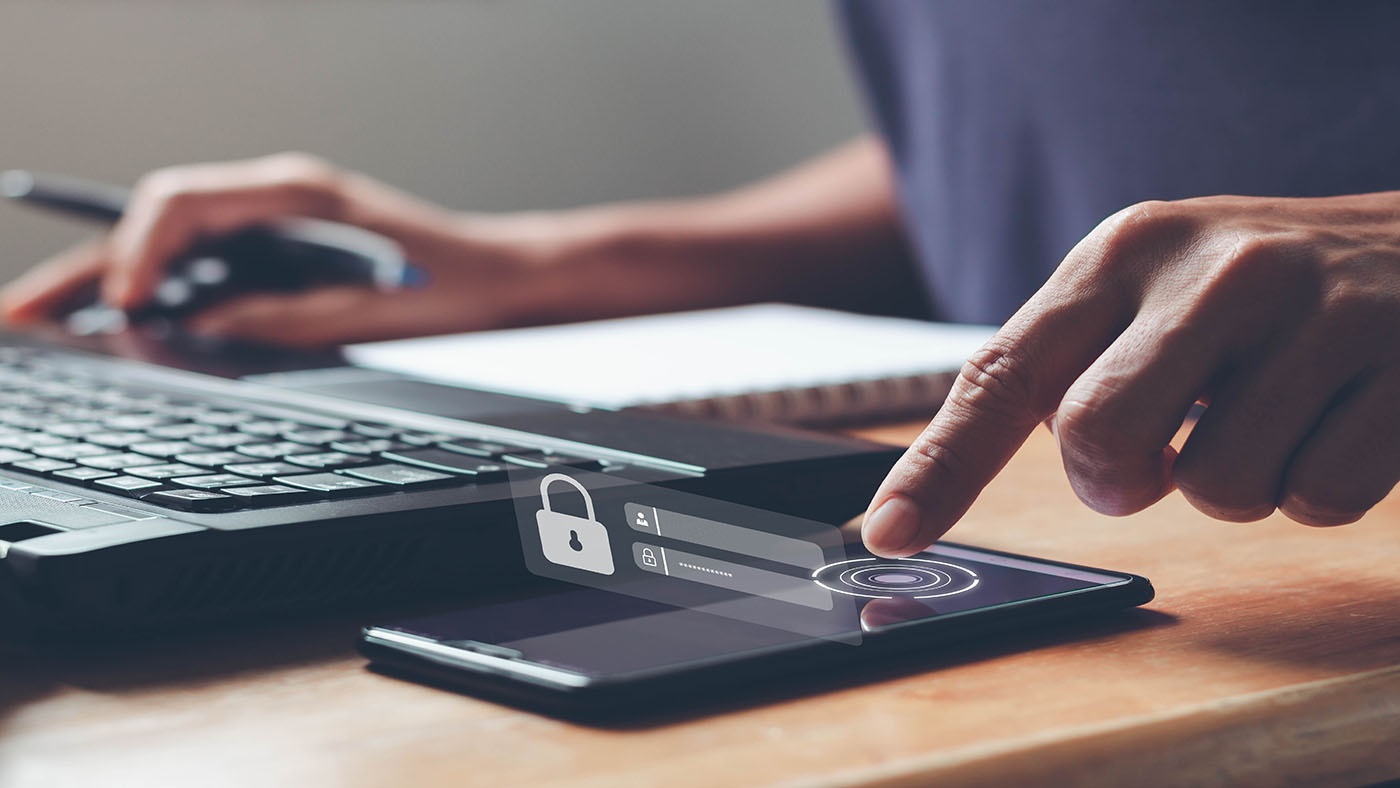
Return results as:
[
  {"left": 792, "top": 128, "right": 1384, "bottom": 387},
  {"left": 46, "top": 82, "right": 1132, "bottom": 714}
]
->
[{"left": 791, "top": 665, "right": 1400, "bottom": 788}]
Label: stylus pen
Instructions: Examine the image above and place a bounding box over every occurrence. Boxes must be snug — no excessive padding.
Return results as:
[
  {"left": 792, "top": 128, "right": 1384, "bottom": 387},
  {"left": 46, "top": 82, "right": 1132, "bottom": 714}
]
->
[{"left": 0, "top": 169, "right": 128, "bottom": 223}]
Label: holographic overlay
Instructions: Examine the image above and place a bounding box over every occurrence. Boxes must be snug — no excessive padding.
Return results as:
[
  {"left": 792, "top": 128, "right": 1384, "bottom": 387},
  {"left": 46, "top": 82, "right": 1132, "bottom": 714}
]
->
[{"left": 511, "top": 467, "right": 862, "bottom": 644}]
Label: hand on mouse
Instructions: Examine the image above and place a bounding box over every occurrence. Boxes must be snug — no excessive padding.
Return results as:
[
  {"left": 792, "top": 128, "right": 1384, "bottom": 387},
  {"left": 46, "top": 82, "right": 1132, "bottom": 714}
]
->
[
  {"left": 1, "top": 140, "right": 921, "bottom": 349},
  {"left": 863, "top": 194, "right": 1400, "bottom": 556},
  {"left": 0, "top": 153, "right": 588, "bottom": 347}
]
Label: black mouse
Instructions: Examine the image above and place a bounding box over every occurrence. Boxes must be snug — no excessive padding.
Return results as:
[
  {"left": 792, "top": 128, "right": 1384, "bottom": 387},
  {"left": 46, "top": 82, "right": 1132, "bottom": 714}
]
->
[{"left": 2, "top": 169, "right": 414, "bottom": 335}]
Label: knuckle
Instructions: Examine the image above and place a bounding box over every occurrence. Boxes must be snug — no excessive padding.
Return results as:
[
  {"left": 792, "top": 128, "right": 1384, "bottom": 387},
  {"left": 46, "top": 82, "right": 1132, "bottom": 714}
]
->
[
  {"left": 259, "top": 152, "right": 345, "bottom": 214},
  {"left": 1222, "top": 234, "right": 1305, "bottom": 279},
  {"left": 1176, "top": 467, "right": 1276, "bottom": 523},
  {"left": 1054, "top": 382, "right": 1151, "bottom": 467},
  {"left": 947, "top": 340, "right": 1044, "bottom": 425},
  {"left": 1317, "top": 256, "right": 1400, "bottom": 333},
  {"left": 1096, "top": 200, "right": 1192, "bottom": 256},
  {"left": 1211, "top": 231, "right": 1320, "bottom": 301},
  {"left": 1062, "top": 200, "right": 1198, "bottom": 295},
  {"left": 904, "top": 432, "right": 967, "bottom": 485},
  {"left": 132, "top": 168, "right": 194, "bottom": 208},
  {"left": 1278, "top": 473, "right": 1377, "bottom": 527},
  {"left": 1114, "top": 199, "right": 1177, "bottom": 229},
  {"left": 263, "top": 152, "right": 338, "bottom": 188},
  {"left": 1172, "top": 460, "right": 1276, "bottom": 522}
]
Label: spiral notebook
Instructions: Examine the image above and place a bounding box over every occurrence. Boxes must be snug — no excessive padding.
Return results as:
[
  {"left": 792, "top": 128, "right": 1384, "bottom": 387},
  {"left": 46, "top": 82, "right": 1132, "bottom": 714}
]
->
[{"left": 345, "top": 303, "right": 997, "bottom": 426}]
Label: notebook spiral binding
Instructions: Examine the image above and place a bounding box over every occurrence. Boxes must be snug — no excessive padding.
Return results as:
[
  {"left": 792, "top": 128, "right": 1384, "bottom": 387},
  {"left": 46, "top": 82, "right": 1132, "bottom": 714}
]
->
[{"left": 646, "top": 370, "right": 960, "bottom": 427}]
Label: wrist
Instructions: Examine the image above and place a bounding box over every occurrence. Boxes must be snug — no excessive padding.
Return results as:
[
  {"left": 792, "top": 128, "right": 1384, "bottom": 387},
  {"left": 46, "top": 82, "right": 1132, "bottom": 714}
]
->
[{"left": 450, "top": 201, "right": 712, "bottom": 326}]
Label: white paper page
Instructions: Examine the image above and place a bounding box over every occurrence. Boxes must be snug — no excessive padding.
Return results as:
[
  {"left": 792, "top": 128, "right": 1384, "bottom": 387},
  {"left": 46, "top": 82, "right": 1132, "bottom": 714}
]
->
[{"left": 344, "top": 303, "right": 997, "bottom": 410}]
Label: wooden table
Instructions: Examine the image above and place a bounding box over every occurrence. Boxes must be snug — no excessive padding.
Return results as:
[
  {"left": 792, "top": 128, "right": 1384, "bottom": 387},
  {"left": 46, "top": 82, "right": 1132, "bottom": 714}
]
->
[{"left": 1, "top": 423, "right": 1397, "bottom": 787}]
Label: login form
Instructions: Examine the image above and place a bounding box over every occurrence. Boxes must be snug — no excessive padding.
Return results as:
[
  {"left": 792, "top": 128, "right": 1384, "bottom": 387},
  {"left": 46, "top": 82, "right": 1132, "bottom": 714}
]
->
[{"left": 510, "top": 468, "right": 864, "bottom": 644}]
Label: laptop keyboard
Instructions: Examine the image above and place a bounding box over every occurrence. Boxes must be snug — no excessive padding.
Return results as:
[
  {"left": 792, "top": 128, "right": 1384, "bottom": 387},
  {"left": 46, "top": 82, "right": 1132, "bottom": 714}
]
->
[{"left": 0, "top": 348, "right": 607, "bottom": 514}]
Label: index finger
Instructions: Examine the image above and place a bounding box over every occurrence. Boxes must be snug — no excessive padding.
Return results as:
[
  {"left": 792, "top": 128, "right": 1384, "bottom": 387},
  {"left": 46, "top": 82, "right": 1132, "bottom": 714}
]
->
[
  {"left": 0, "top": 239, "right": 106, "bottom": 324},
  {"left": 104, "top": 154, "right": 343, "bottom": 309},
  {"left": 861, "top": 278, "right": 1131, "bottom": 557}
]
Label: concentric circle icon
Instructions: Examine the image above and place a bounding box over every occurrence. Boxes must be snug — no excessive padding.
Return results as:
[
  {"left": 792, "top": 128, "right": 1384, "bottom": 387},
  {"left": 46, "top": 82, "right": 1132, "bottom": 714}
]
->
[{"left": 812, "top": 557, "right": 979, "bottom": 599}]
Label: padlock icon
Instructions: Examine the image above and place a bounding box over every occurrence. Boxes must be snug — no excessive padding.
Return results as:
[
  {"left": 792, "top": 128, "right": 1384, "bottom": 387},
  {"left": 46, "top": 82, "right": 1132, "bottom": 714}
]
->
[
  {"left": 641, "top": 547, "right": 658, "bottom": 568},
  {"left": 535, "top": 473, "right": 615, "bottom": 575}
]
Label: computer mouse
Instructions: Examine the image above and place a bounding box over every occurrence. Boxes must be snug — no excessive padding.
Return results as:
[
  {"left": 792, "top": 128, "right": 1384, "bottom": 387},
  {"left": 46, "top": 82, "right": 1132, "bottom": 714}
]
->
[
  {"left": 1, "top": 169, "right": 415, "bottom": 336},
  {"left": 63, "top": 218, "right": 413, "bottom": 336}
]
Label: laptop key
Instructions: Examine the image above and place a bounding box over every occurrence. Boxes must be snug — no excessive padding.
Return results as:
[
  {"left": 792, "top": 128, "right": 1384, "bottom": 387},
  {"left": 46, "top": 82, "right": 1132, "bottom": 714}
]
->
[
  {"left": 222, "top": 461, "right": 303, "bottom": 477},
  {"left": 237, "top": 419, "right": 304, "bottom": 437},
  {"left": 173, "top": 473, "right": 261, "bottom": 489},
  {"left": 327, "top": 439, "right": 406, "bottom": 455},
  {"left": 282, "top": 429, "right": 353, "bottom": 445},
  {"left": 499, "top": 452, "right": 605, "bottom": 471},
  {"left": 381, "top": 448, "right": 510, "bottom": 480},
  {"left": 192, "top": 410, "right": 256, "bottom": 426},
  {"left": 175, "top": 451, "right": 248, "bottom": 467},
  {"left": 12, "top": 458, "right": 77, "bottom": 473},
  {"left": 439, "top": 440, "right": 538, "bottom": 459},
  {"left": 147, "top": 422, "right": 219, "bottom": 439},
  {"left": 274, "top": 473, "right": 385, "bottom": 494},
  {"left": 340, "top": 463, "right": 456, "bottom": 486},
  {"left": 94, "top": 475, "right": 165, "bottom": 493},
  {"left": 127, "top": 463, "right": 204, "bottom": 480},
  {"left": 349, "top": 422, "right": 398, "bottom": 438},
  {"left": 79, "top": 452, "right": 161, "bottom": 470},
  {"left": 44, "top": 421, "right": 105, "bottom": 438},
  {"left": 130, "top": 441, "right": 201, "bottom": 458},
  {"left": 0, "top": 432, "right": 67, "bottom": 449},
  {"left": 285, "top": 452, "right": 370, "bottom": 470},
  {"left": 235, "top": 441, "right": 310, "bottom": 459},
  {"left": 398, "top": 431, "right": 456, "bottom": 446},
  {"left": 189, "top": 432, "right": 260, "bottom": 449},
  {"left": 32, "top": 442, "right": 109, "bottom": 460},
  {"left": 0, "top": 449, "right": 36, "bottom": 464},
  {"left": 103, "top": 414, "right": 169, "bottom": 431},
  {"left": 220, "top": 484, "right": 316, "bottom": 505},
  {"left": 142, "top": 488, "right": 240, "bottom": 512},
  {"left": 86, "top": 431, "right": 150, "bottom": 447},
  {"left": 52, "top": 466, "right": 118, "bottom": 482}
]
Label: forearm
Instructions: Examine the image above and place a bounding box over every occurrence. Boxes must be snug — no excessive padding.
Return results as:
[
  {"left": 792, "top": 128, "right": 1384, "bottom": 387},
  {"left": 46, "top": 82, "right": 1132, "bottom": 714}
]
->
[{"left": 470, "top": 135, "right": 923, "bottom": 326}]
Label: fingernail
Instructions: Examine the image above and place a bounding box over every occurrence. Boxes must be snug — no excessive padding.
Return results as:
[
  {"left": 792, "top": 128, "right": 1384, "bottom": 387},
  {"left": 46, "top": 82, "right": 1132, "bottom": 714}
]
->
[{"left": 862, "top": 495, "right": 923, "bottom": 557}]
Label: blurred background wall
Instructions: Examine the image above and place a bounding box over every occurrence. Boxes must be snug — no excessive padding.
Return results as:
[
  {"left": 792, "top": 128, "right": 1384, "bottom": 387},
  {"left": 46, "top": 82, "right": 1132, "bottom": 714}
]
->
[{"left": 0, "top": 0, "right": 865, "bottom": 284}]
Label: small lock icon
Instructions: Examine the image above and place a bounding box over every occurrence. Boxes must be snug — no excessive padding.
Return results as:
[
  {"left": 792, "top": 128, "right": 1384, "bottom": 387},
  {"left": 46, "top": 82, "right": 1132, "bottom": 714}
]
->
[
  {"left": 535, "top": 473, "right": 615, "bottom": 575},
  {"left": 641, "top": 547, "right": 658, "bottom": 567}
]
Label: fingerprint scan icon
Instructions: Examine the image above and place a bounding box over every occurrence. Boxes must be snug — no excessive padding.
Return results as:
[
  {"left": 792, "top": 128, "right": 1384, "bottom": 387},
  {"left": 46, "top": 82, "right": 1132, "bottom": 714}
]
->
[{"left": 812, "top": 557, "right": 978, "bottom": 599}]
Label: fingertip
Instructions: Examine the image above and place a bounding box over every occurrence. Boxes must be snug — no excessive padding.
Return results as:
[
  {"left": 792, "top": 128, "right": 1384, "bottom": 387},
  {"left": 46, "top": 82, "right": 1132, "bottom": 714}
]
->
[
  {"left": 861, "top": 494, "right": 928, "bottom": 557},
  {"left": 1, "top": 280, "right": 58, "bottom": 325},
  {"left": 0, "top": 299, "right": 30, "bottom": 326}
]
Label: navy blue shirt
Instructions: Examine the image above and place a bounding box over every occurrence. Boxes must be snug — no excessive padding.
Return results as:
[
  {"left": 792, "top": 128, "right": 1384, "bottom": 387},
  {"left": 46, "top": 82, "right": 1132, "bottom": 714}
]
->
[{"left": 839, "top": 1, "right": 1400, "bottom": 323}]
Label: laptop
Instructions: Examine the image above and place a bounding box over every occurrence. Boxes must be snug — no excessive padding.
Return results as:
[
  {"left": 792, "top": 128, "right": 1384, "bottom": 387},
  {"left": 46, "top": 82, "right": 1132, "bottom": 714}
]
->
[{"left": 0, "top": 326, "right": 902, "bottom": 635}]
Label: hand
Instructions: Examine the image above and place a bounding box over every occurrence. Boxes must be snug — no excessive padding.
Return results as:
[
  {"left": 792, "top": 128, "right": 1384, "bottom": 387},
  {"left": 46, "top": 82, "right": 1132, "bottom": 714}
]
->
[
  {"left": 863, "top": 194, "right": 1400, "bottom": 556},
  {"left": 0, "top": 153, "right": 562, "bottom": 347}
]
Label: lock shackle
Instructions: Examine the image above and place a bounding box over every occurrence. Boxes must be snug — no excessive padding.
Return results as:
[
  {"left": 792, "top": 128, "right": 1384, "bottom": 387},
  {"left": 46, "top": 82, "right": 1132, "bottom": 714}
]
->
[{"left": 538, "top": 473, "right": 596, "bottom": 522}]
